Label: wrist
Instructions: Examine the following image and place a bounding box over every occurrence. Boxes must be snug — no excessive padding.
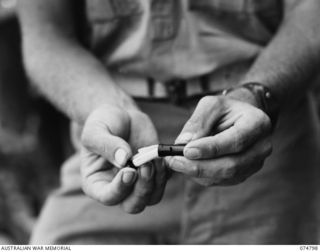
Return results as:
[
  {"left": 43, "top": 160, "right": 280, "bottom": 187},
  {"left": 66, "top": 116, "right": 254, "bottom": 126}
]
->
[
  {"left": 92, "top": 91, "right": 139, "bottom": 114},
  {"left": 223, "top": 82, "right": 280, "bottom": 129},
  {"left": 106, "top": 88, "right": 138, "bottom": 111},
  {"left": 224, "top": 87, "right": 260, "bottom": 108}
]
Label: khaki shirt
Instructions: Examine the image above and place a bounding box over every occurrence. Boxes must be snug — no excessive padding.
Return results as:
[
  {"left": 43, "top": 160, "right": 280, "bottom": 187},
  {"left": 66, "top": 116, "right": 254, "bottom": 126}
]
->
[{"left": 83, "top": 0, "right": 299, "bottom": 83}]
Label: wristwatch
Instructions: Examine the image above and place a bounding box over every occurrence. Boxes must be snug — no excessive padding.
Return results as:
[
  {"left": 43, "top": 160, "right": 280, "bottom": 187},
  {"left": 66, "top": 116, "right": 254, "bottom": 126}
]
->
[{"left": 223, "top": 82, "right": 280, "bottom": 129}]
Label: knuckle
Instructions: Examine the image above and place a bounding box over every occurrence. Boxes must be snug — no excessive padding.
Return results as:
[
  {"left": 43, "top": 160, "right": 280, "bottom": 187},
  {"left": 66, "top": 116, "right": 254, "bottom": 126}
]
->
[
  {"left": 99, "top": 192, "right": 118, "bottom": 206},
  {"left": 190, "top": 164, "right": 203, "bottom": 178},
  {"left": 199, "top": 96, "right": 213, "bottom": 106},
  {"left": 127, "top": 109, "right": 144, "bottom": 120},
  {"left": 100, "top": 197, "right": 115, "bottom": 206},
  {"left": 135, "top": 186, "right": 153, "bottom": 200},
  {"left": 209, "top": 143, "right": 219, "bottom": 156},
  {"left": 80, "top": 128, "right": 101, "bottom": 152},
  {"left": 256, "top": 111, "right": 272, "bottom": 134},
  {"left": 122, "top": 203, "right": 145, "bottom": 214},
  {"left": 81, "top": 180, "right": 90, "bottom": 196},
  {"left": 81, "top": 182, "right": 118, "bottom": 206},
  {"left": 98, "top": 142, "right": 108, "bottom": 156},
  {"left": 122, "top": 111, "right": 133, "bottom": 123},
  {"left": 227, "top": 158, "right": 237, "bottom": 171},
  {"left": 199, "top": 96, "right": 223, "bottom": 110},
  {"left": 223, "top": 166, "right": 237, "bottom": 179},
  {"left": 195, "top": 176, "right": 230, "bottom": 187},
  {"left": 233, "top": 128, "right": 246, "bottom": 152},
  {"left": 264, "top": 141, "right": 273, "bottom": 157},
  {"left": 100, "top": 185, "right": 125, "bottom": 206},
  {"left": 80, "top": 128, "right": 91, "bottom": 148},
  {"left": 196, "top": 178, "right": 215, "bottom": 187},
  {"left": 212, "top": 95, "right": 224, "bottom": 106},
  {"left": 184, "top": 118, "right": 200, "bottom": 131},
  {"left": 256, "top": 140, "right": 273, "bottom": 160},
  {"left": 136, "top": 113, "right": 151, "bottom": 125},
  {"left": 166, "top": 157, "right": 176, "bottom": 170}
]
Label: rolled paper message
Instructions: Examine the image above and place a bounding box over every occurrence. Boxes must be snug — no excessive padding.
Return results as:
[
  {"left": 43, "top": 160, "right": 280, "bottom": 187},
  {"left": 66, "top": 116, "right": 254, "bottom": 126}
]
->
[{"left": 130, "top": 144, "right": 186, "bottom": 167}]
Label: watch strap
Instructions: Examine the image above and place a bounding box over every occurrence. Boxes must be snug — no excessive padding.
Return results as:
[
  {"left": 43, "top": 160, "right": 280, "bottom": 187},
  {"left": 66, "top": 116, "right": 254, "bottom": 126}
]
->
[{"left": 223, "top": 82, "right": 280, "bottom": 129}]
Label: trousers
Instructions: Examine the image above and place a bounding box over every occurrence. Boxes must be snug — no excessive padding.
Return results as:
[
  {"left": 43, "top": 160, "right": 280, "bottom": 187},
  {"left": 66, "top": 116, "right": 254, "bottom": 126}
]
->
[{"left": 30, "top": 93, "right": 320, "bottom": 244}]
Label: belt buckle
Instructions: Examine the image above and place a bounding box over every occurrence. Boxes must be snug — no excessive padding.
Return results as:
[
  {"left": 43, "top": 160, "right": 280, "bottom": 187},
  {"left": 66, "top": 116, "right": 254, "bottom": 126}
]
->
[{"left": 165, "top": 79, "right": 187, "bottom": 104}]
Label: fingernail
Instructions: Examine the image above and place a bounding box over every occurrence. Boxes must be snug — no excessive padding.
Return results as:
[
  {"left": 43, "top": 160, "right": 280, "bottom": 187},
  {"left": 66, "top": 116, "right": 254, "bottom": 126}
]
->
[
  {"left": 169, "top": 158, "right": 185, "bottom": 172},
  {"left": 115, "top": 148, "right": 128, "bottom": 167},
  {"left": 140, "top": 165, "right": 153, "bottom": 180},
  {"left": 176, "top": 132, "right": 193, "bottom": 144},
  {"left": 184, "top": 148, "right": 201, "bottom": 159},
  {"left": 122, "top": 171, "right": 136, "bottom": 185}
]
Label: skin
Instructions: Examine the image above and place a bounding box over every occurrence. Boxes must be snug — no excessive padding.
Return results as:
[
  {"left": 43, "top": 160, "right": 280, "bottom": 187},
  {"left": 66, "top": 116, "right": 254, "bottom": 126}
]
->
[
  {"left": 18, "top": 0, "right": 320, "bottom": 212},
  {"left": 166, "top": 0, "right": 320, "bottom": 186},
  {"left": 18, "top": 0, "right": 167, "bottom": 214}
]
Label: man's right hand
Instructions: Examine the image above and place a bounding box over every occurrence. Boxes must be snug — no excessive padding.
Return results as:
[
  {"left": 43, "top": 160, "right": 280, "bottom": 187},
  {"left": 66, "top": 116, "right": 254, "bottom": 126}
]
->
[{"left": 80, "top": 105, "right": 167, "bottom": 214}]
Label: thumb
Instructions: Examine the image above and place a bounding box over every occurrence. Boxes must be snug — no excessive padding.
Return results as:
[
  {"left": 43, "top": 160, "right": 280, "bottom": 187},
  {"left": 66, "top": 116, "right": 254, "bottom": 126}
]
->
[
  {"left": 175, "top": 96, "right": 224, "bottom": 144},
  {"left": 81, "top": 123, "right": 132, "bottom": 168},
  {"left": 128, "top": 110, "right": 159, "bottom": 150}
]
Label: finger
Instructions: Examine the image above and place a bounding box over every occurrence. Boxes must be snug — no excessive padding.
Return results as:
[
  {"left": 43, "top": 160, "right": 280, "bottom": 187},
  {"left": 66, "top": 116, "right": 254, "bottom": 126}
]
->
[
  {"left": 175, "top": 96, "right": 224, "bottom": 144},
  {"left": 81, "top": 122, "right": 132, "bottom": 168},
  {"left": 197, "top": 160, "right": 265, "bottom": 187},
  {"left": 128, "top": 110, "right": 159, "bottom": 151},
  {"left": 167, "top": 137, "right": 272, "bottom": 184},
  {"left": 80, "top": 147, "right": 116, "bottom": 179},
  {"left": 166, "top": 155, "right": 237, "bottom": 182},
  {"left": 121, "top": 163, "right": 155, "bottom": 214},
  {"left": 184, "top": 109, "right": 271, "bottom": 159},
  {"left": 81, "top": 167, "right": 138, "bottom": 206},
  {"left": 147, "top": 159, "right": 168, "bottom": 205}
]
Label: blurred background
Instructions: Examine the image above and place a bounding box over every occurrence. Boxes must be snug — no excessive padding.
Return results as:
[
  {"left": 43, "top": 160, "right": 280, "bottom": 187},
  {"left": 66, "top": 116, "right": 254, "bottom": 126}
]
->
[
  {"left": 0, "top": 0, "right": 320, "bottom": 244},
  {"left": 0, "top": 0, "right": 73, "bottom": 244}
]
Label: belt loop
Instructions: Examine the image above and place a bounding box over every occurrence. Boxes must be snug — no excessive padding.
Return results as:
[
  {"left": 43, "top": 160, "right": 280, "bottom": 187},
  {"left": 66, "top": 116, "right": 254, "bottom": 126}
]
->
[
  {"left": 200, "top": 74, "right": 210, "bottom": 92},
  {"left": 147, "top": 78, "right": 155, "bottom": 97},
  {"left": 165, "top": 79, "right": 186, "bottom": 104}
]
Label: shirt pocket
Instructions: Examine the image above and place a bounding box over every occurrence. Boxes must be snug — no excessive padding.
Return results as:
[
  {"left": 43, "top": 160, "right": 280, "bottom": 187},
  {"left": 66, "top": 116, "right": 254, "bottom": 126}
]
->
[
  {"left": 189, "top": 0, "right": 281, "bottom": 15},
  {"left": 151, "top": 0, "right": 181, "bottom": 41},
  {"left": 189, "top": 0, "right": 282, "bottom": 40},
  {"left": 86, "top": 0, "right": 143, "bottom": 22},
  {"left": 84, "top": 0, "right": 145, "bottom": 64}
]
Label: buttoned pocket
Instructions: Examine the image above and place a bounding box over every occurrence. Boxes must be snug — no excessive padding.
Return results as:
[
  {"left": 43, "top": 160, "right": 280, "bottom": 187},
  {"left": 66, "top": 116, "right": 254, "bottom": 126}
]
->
[
  {"left": 189, "top": 0, "right": 281, "bottom": 15},
  {"left": 86, "top": 0, "right": 143, "bottom": 22},
  {"left": 189, "top": 0, "right": 282, "bottom": 39}
]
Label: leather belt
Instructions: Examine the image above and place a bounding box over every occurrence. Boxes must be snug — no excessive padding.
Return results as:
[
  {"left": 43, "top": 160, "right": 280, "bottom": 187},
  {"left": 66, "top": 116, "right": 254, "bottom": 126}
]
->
[
  {"left": 112, "top": 61, "right": 252, "bottom": 104},
  {"left": 115, "top": 74, "right": 222, "bottom": 104}
]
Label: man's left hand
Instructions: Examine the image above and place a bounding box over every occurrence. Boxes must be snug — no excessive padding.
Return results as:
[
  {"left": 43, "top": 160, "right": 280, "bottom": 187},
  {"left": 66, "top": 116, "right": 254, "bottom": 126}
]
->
[{"left": 166, "top": 94, "right": 272, "bottom": 186}]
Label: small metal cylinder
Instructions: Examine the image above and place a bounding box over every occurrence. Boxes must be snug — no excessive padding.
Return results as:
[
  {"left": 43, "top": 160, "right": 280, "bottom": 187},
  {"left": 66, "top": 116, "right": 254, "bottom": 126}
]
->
[{"left": 158, "top": 144, "right": 185, "bottom": 157}]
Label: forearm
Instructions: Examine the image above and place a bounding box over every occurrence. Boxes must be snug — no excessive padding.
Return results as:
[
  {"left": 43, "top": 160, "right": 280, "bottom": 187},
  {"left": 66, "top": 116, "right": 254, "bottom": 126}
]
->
[
  {"left": 239, "top": 0, "right": 320, "bottom": 108},
  {"left": 23, "top": 34, "right": 136, "bottom": 124},
  {"left": 18, "top": 0, "right": 136, "bottom": 125}
]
